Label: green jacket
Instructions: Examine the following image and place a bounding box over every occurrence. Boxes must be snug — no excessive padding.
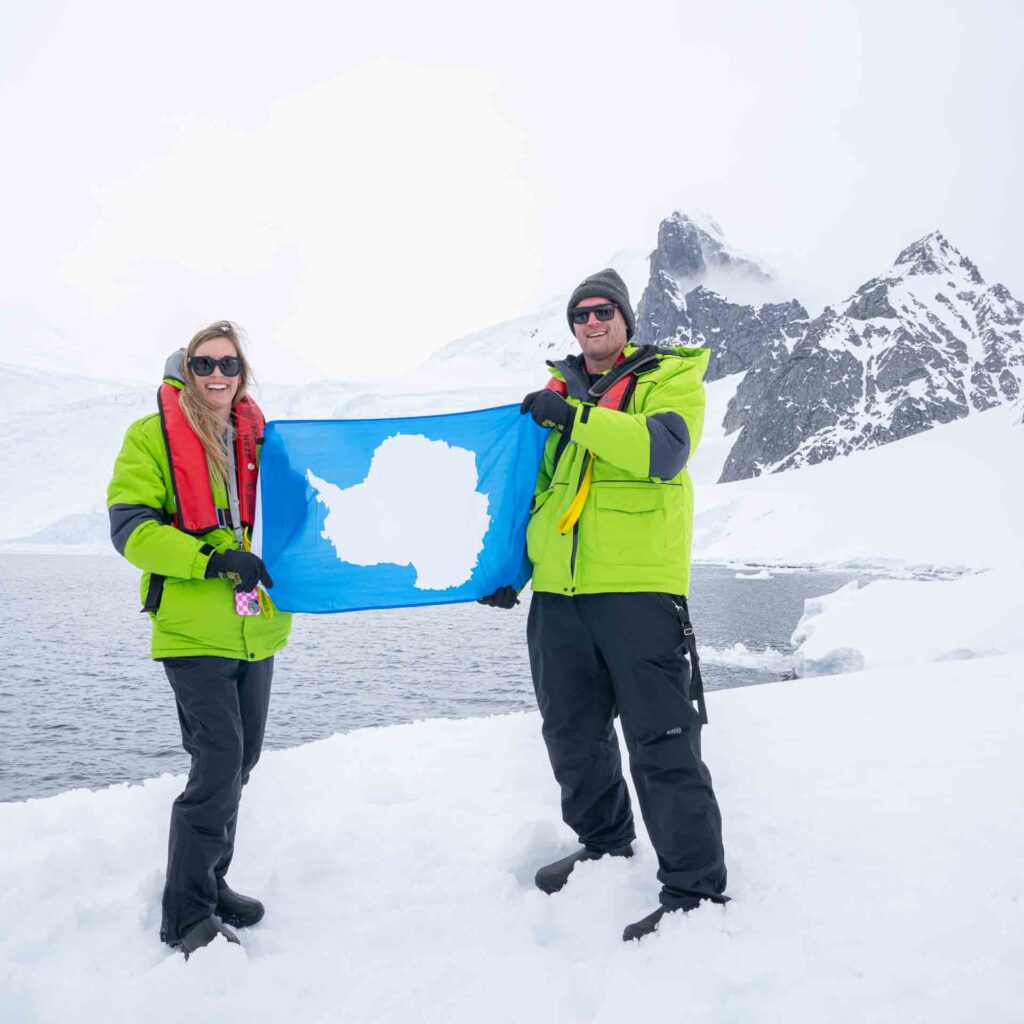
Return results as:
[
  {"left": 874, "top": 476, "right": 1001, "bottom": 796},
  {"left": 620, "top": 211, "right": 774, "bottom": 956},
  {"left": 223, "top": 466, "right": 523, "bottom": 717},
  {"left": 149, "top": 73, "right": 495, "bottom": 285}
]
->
[
  {"left": 527, "top": 343, "right": 710, "bottom": 598},
  {"left": 107, "top": 411, "right": 292, "bottom": 661}
]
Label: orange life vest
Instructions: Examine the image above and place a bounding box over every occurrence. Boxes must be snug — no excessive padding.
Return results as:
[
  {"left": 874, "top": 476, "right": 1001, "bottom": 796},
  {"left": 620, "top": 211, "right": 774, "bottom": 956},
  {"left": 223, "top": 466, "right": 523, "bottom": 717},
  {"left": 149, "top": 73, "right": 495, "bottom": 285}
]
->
[{"left": 156, "top": 382, "right": 264, "bottom": 536}]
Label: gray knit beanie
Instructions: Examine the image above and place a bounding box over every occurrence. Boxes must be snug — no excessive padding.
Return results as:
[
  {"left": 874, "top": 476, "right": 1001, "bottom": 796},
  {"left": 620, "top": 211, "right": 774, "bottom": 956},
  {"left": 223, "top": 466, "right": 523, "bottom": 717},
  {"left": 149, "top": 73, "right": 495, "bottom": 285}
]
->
[{"left": 566, "top": 268, "right": 636, "bottom": 340}]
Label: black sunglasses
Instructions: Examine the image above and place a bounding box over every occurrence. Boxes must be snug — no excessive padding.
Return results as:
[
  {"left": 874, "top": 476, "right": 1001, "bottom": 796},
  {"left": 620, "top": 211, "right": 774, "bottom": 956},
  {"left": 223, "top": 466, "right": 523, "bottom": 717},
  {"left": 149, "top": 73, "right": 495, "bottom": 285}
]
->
[
  {"left": 188, "top": 355, "right": 242, "bottom": 377},
  {"left": 570, "top": 303, "right": 617, "bottom": 325}
]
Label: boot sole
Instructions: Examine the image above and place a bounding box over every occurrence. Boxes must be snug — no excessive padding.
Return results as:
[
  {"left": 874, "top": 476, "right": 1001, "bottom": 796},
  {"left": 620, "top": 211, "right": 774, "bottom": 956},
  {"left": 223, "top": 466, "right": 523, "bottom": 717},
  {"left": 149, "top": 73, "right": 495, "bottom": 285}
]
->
[
  {"left": 534, "top": 871, "right": 571, "bottom": 895},
  {"left": 215, "top": 906, "right": 265, "bottom": 929}
]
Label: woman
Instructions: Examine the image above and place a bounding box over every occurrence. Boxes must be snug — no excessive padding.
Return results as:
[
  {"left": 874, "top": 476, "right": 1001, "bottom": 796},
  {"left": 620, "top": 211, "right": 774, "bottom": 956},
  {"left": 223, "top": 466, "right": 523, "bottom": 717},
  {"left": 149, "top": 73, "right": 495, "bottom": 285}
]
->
[{"left": 107, "top": 321, "right": 291, "bottom": 956}]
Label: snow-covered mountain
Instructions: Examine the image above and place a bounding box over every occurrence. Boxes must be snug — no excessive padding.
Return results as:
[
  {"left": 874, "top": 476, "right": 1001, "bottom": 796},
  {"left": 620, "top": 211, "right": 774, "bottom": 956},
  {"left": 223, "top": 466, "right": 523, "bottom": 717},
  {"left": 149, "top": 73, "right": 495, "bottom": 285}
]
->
[
  {"left": 632, "top": 212, "right": 806, "bottom": 382},
  {"left": 636, "top": 210, "right": 781, "bottom": 308},
  {"left": 719, "top": 232, "right": 1024, "bottom": 481}
]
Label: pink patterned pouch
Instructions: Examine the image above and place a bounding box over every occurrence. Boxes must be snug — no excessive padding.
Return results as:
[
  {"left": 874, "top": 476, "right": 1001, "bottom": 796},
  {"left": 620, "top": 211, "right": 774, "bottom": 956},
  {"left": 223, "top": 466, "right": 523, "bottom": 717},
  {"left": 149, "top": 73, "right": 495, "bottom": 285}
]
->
[{"left": 235, "top": 588, "right": 262, "bottom": 616}]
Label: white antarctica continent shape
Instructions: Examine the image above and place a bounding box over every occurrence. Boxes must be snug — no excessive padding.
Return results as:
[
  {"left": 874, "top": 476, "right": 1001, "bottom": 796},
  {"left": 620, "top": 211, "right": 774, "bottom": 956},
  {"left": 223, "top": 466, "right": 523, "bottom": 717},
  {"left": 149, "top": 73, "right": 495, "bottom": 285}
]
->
[{"left": 307, "top": 434, "right": 490, "bottom": 590}]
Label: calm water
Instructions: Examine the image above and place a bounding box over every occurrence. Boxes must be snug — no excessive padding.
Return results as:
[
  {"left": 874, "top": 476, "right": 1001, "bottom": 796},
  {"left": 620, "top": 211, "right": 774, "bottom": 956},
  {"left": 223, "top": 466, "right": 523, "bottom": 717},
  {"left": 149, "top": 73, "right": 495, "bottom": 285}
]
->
[{"left": 0, "top": 554, "right": 862, "bottom": 802}]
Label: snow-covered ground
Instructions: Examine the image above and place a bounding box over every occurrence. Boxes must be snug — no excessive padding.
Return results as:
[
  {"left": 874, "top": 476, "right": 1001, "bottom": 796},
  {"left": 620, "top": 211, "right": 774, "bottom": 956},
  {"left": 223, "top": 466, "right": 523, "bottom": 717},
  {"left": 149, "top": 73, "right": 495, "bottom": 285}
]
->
[
  {"left": 1, "top": 654, "right": 1021, "bottom": 1022},
  {"left": 790, "top": 566, "right": 1024, "bottom": 677}
]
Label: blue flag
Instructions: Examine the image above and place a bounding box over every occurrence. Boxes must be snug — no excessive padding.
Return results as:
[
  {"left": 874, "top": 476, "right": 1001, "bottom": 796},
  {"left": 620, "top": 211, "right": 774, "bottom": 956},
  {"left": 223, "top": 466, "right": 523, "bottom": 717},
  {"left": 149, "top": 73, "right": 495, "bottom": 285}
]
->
[{"left": 255, "top": 404, "right": 548, "bottom": 613}]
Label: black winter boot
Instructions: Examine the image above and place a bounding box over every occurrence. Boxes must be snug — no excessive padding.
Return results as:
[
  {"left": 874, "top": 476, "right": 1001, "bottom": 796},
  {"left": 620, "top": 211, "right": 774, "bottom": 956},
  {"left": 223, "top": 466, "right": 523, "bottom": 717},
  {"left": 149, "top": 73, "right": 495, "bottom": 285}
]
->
[
  {"left": 622, "top": 905, "right": 671, "bottom": 942},
  {"left": 624, "top": 889, "right": 727, "bottom": 941},
  {"left": 216, "top": 881, "right": 265, "bottom": 928},
  {"left": 534, "top": 844, "right": 633, "bottom": 895},
  {"left": 176, "top": 915, "right": 241, "bottom": 958}
]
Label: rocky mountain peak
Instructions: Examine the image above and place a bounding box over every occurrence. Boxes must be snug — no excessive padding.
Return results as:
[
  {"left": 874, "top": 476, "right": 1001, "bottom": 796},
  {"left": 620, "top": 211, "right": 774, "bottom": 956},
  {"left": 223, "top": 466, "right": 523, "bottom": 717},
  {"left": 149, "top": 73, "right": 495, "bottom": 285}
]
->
[
  {"left": 634, "top": 212, "right": 800, "bottom": 381},
  {"left": 893, "top": 231, "right": 983, "bottom": 285},
  {"left": 719, "top": 230, "right": 1024, "bottom": 483},
  {"left": 647, "top": 211, "right": 772, "bottom": 286},
  {"left": 841, "top": 232, "right": 987, "bottom": 323}
]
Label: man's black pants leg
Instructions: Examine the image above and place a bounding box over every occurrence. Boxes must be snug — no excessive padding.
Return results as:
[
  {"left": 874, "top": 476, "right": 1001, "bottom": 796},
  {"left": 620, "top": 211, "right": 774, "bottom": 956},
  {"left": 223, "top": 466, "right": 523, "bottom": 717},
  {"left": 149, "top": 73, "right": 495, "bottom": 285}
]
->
[
  {"left": 159, "top": 655, "right": 273, "bottom": 943},
  {"left": 527, "top": 593, "right": 635, "bottom": 852},
  {"left": 529, "top": 591, "right": 726, "bottom": 909},
  {"left": 583, "top": 593, "right": 726, "bottom": 909}
]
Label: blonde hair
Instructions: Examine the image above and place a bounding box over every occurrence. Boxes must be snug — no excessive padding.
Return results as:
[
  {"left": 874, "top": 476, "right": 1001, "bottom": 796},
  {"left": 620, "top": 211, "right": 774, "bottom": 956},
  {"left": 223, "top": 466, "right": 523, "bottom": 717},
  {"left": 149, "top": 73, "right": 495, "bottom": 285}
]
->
[{"left": 179, "top": 321, "right": 252, "bottom": 484}]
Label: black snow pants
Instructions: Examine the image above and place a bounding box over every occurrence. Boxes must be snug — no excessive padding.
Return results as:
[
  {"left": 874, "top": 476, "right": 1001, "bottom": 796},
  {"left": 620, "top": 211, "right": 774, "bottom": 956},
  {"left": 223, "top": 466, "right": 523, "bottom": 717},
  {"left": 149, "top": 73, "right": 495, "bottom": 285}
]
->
[
  {"left": 159, "top": 655, "right": 273, "bottom": 943},
  {"left": 527, "top": 592, "right": 727, "bottom": 910}
]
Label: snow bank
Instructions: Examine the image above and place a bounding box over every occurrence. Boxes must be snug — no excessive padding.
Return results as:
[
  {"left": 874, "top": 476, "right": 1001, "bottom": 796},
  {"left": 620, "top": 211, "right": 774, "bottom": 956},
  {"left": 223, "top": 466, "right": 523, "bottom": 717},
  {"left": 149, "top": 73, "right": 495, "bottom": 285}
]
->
[
  {"left": 694, "top": 402, "right": 1024, "bottom": 573},
  {"left": 791, "top": 568, "right": 1024, "bottom": 676},
  {"left": 687, "top": 372, "right": 744, "bottom": 487},
  {"left": 3, "top": 658, "right": 1023, "bottom": 1022}
]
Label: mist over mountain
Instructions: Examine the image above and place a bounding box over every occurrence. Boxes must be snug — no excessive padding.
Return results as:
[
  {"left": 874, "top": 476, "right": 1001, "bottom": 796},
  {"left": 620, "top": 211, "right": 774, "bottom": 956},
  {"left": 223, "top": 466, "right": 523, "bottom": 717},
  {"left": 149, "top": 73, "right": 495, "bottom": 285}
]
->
[{"left": 428, "top": 211, "right": 797, "bottom": 385}]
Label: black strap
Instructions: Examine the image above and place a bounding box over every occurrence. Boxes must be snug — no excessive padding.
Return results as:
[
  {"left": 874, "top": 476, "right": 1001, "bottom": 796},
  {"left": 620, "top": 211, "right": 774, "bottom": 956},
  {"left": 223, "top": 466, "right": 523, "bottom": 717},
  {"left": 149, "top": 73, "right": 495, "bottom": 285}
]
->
[
  {"left": 673, "top": 596, "right": 708, "bottom": 725},
  {"left": 547, "top": 346, "right": 658, "bottom": 472},
  {"left": 587, "top": 345, "right": 658, "bottom": 399},
  {"left": 552, "top": 419, "right": 574, "bottom": 471},
  {"left": 141, "top": 573, "right": 166, "bottom": 614},
  {"left": 142, "top": 542, "right": 215, "bottom": 614}
]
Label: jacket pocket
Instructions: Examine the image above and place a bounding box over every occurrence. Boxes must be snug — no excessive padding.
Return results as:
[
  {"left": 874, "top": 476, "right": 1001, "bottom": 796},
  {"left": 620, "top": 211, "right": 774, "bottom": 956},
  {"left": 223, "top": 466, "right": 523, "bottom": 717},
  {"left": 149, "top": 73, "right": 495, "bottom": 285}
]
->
[
  {"left": 154, "top": 576, "right": 237, "bottom": 650},
  {"left": 526, "top": 487, "right": 556, "bottom": 566},
  {"left": 593, "top": 485, "right": 666, "bottom": 565}
]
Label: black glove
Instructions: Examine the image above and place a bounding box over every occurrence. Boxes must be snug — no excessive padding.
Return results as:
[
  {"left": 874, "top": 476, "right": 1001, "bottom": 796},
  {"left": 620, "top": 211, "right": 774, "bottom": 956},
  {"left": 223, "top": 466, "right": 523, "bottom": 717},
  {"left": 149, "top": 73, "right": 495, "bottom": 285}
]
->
[
  {"left": 205, "top": 549, "right": 274, "bottom": 592},
  {"left": 477, "top": 586, "right": 520, "bottom": 609},
  {"left": 521, "top": 390, "right": 575, "bottom": 434}
]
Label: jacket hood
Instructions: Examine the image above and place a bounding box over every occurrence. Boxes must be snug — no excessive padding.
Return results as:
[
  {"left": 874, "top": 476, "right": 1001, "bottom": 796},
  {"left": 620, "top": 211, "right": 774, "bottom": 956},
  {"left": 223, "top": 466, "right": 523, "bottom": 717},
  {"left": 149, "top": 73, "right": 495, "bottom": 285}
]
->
[{"left": 163, "top": 349, "right": 185, "bottom": 384}]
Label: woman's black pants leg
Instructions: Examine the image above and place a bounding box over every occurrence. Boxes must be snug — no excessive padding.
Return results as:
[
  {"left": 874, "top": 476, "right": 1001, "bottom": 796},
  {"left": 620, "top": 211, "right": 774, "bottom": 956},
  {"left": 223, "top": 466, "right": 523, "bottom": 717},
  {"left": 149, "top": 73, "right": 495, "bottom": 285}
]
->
[{"left": 159, "top": 655, "right": 273, "bottom": 944}]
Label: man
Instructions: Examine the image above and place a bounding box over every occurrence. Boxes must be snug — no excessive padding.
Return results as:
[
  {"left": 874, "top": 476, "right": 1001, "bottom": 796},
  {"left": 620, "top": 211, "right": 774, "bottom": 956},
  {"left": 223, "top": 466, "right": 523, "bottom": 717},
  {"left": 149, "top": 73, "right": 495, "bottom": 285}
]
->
[{"left": 481, "top": 268, "right": 728, "bottom": 941}]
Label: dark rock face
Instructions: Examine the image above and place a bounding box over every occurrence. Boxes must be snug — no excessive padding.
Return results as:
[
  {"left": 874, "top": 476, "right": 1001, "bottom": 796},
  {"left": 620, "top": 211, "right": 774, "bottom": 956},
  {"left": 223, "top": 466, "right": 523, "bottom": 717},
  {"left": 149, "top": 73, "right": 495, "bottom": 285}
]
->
[
  {"left": 646, "top": 210, "right": 773, "bottom": 283},
  {"left": 635, "top": 269, "right": 687, "bottom": 349},
  {"left": 684, "top": 290, "right": 807, "bottom": 382},
  {"left": 718, "top": 232, "right": 1024, "bottom": 482},
  {"left": 633, "top": 212, "right": 806, "bottom": 383},
  {"left": 845, "top": 282, "right": 897, "bottom": 320}
]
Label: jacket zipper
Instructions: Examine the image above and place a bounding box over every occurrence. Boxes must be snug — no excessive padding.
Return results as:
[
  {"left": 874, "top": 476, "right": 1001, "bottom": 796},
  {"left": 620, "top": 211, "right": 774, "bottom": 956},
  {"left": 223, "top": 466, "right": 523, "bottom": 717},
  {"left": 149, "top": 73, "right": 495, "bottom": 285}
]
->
[
  {"left": 567, "top": 452, "right": 590, "bottom": 590},
  {"left": 561, "top": 362, "right": 647, "bottom": 592}
]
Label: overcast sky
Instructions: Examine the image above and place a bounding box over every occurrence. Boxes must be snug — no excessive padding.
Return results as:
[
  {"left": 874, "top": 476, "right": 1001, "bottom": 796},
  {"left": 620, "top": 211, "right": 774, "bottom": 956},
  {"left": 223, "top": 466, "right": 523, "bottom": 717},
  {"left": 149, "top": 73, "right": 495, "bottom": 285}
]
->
[{"left": 2, "top": 0, "right": 1021, "bottom": 382}]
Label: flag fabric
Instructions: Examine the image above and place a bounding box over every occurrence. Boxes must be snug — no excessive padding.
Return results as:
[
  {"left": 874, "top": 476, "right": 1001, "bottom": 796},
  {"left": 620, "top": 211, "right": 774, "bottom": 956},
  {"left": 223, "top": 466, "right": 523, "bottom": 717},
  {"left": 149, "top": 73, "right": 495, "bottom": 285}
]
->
[{"left": 253, "top": 404, "right": 548, "bottom": 613}]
